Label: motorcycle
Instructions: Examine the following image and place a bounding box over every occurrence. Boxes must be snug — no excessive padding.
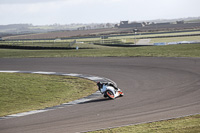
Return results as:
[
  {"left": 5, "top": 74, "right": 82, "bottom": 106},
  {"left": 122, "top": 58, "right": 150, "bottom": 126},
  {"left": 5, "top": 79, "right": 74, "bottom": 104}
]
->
[{"left": 97, "top": 82, "right": 124, "bottom": 99}]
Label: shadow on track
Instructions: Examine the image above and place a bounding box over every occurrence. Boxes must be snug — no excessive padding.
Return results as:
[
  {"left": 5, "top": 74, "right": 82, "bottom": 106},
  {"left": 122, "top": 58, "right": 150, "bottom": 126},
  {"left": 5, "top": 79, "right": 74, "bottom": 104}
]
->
[{"left": 79, "top": 98, "right": 111, "bottom": 104}]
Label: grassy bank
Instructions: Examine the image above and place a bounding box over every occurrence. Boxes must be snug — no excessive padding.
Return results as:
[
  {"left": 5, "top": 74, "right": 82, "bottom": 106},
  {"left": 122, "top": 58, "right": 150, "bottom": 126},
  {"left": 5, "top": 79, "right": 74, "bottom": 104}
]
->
[
  {"left": 0, "top": 73, "right": 97, "bottom": 117},
  {"left": 0, "top": 43, "right": 200, "bottom": 58},
  {"left": 89, "top": 114, "right": 200, "bottom": 133}
]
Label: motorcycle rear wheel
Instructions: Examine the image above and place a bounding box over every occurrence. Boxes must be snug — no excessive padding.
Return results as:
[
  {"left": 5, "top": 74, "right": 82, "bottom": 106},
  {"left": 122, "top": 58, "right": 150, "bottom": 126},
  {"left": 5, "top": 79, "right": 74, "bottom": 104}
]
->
[{"left": 106, "top": 90, "right": 115, "bottom": 99}]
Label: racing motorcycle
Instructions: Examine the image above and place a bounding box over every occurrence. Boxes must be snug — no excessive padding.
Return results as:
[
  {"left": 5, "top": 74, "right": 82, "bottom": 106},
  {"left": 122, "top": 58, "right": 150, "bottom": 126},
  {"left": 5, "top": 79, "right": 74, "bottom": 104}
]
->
[{"left": 97, "top": 82, "right": 124, "bottom": 99}]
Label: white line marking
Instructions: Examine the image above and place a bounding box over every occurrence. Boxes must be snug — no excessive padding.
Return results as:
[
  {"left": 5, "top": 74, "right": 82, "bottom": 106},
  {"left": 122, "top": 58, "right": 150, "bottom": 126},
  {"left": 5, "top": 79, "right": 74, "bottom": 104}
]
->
[
  {"left": 7, "top": 110, "right": 48, "bottom": 117},
  {"left": 86, "top": 77, "right": 104, "bottom": 80},
  {"left": 32, "top": 71, "right": 56, "bottom": 75},
  {"left": 62, "top": 73, "right": 82, "bottom": 76},
  {"left": 0, "top": 71, "right": 19, "bottom": 73}
]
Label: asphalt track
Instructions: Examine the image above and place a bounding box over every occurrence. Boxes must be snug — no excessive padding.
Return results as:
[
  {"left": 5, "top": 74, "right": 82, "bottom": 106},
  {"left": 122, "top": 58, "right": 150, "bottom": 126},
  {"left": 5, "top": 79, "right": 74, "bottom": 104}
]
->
[{"left": 0, "top": 57, "right": 200, "bottom": 133}]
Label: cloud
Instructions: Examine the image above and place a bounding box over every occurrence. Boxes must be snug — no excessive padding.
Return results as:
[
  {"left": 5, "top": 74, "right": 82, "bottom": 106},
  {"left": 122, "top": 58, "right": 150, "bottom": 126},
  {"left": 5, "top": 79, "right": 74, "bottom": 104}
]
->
[
  {"left": 0, "top": 0, "right": 66, "bottom": 4},
  {"left": 0, "top": 0, "right": 200, "bottom": 25},
  {"left": 0, "top": 0, "right": 122, "bottom": 4}
]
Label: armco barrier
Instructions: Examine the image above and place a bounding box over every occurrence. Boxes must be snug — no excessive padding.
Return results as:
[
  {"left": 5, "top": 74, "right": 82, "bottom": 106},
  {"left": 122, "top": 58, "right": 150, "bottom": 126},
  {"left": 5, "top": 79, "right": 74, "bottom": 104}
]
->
[
  {"left": 0, "top": 45, "right": 93, "bottom": 50},
  {"left": 94, "top": 43, "right": 153, "bottom": 47},
  {"left": 154, "top": 42, "right": 166, "bottom": 46}
]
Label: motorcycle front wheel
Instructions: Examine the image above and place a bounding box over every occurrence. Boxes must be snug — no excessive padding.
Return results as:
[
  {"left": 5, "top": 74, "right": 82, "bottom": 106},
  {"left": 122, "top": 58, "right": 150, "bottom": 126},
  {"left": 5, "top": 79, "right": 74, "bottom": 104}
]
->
[{"left": 119, "top": 91, "right": 124, "bottom": 97}]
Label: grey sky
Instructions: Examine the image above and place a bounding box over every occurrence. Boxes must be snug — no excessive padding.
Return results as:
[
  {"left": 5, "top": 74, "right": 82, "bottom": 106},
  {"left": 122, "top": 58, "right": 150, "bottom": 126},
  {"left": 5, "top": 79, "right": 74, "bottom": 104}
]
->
[
  {"left": 0, "top": 0, "right": 199, "bottom": 25},
  {"left": 0, "top": 0, "right": 65, "bottom": 4}
]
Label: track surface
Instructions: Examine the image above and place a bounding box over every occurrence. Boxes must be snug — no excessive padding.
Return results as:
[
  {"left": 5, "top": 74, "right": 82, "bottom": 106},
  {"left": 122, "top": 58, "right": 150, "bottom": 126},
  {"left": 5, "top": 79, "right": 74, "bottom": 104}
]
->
[{"left": 0, "top": 57, "right": 200, "bottom": 133}]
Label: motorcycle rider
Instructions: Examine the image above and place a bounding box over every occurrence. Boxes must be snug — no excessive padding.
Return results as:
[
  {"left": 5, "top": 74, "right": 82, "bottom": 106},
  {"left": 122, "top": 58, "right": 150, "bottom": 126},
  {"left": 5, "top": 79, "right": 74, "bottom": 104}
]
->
[
  {"left": 97, "top": 82, "right": 119, "bottom": 91},
  {"left": 97, "top": 81, "right": 124, "bottom": 98}
]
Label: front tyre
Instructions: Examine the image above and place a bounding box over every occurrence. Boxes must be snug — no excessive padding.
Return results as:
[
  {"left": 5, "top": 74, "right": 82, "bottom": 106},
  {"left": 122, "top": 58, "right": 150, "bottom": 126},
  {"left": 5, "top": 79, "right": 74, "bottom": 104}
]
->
[{"left": 106, "top": 90, "right": 115, "bottom": 99}]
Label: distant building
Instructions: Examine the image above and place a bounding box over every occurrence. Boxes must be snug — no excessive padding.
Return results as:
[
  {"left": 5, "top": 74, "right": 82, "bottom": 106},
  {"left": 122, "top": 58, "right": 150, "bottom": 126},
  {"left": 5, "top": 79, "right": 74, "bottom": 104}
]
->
[
  {"left": 120, "top": 21, "right": 129, "bottom": 25},
  {"left": 114, "top": 24, "right": 120, "bottom": 27},
  {"left": 77, "top": 27, "right": 86, "bottom": 30},
  {"left": 153, "top": 22, "right": 171, "bottom": 25},
  {"left": 106, "top": 23, "right": 113, "bottom": 28},
  {"left": 176, "top": 20, "right": 184, "bottom": 24},
  {"left": 142, "top": 22, "right": 151, "bottom": 26},
  {"left": 116, "top": 21, "right": 143, "bottom": 28}
]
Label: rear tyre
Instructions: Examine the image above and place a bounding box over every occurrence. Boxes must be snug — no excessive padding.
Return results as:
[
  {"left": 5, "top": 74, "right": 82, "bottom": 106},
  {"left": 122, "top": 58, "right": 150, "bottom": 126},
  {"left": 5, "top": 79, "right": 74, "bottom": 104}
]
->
[
  {"left": 104, "top": 94, "right": 108, "bottom": 98},
  {"left": 106, "top": 90, "right": 115, "bottom": 99}
]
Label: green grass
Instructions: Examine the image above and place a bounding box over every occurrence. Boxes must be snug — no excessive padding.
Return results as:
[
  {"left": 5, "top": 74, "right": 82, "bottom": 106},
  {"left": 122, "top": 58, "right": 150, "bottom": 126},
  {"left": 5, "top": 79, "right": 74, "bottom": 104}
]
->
[
  {"left": 0, "top": 73, "right": 97, "bottom": 117},
  {"left": 0, "top": 43, "right": 200, "bottom": 58},
  {"left": 89, "top": 114, "right": 200, "bottom": 133}
]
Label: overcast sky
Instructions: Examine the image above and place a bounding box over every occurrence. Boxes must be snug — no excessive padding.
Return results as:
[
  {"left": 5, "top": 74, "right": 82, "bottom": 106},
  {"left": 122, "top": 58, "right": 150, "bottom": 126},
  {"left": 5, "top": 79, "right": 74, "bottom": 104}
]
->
[{"left": 0, "top": 0, "right": 199, "bottom": 25}]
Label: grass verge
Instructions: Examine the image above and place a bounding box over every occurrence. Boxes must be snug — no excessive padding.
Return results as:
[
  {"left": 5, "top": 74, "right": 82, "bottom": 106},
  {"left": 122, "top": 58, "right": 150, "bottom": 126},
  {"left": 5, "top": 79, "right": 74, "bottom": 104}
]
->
[
  {"left": 89, "top": 114, "right": 200, "bottom": 133},
  {"left": 0, "top": 43, "right": 200, "bottom": 58},
  {"left": 0, "top": 73, "right": 97, "bottom": 117}
]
